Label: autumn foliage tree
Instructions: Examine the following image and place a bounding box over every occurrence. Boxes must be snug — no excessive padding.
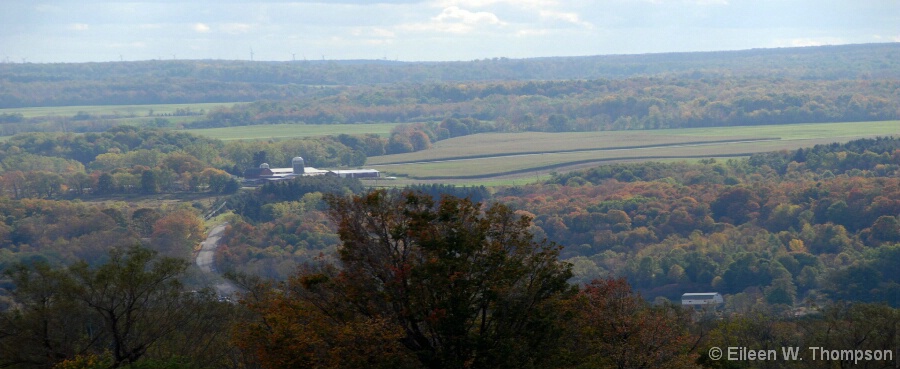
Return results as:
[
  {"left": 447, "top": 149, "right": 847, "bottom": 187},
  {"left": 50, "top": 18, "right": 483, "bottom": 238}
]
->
[
  {"left": 150, "top": 209, "right": 205, "bottom": 258},
  {"left": 237, "top": 190, "right": 574, "bottom": 369},
  {"left": 0, "top": 246, "right": 232, "bottom": 369},
  {"left": 562, "top": 278, "right": 698, "bottom": 369},
  {"left": 232, "top": 270, "right": 417, "bottom": 369}
]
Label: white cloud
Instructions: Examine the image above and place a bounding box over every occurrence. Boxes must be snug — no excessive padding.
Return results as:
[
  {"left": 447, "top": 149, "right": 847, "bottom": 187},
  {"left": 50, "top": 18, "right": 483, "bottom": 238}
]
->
[
  {"left": 400, "top": 6, "right": 505, "bottom": 34},
  {"left": 539, "top": 10, "right": 592, "bottom": 28},
  {"left": 71, "top": 23, "right": 90, "bottom": 31},
  {"left": 194, "top": 23, "right": 211, "bottom": 33},
  {"left": 434, "top": 6, "right": 504, "bottom": 25}
]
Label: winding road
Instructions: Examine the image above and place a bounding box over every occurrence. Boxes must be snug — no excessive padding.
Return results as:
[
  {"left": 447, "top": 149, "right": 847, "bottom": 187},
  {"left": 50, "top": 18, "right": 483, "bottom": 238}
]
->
[{"left": 196, "top": 223, "right": 241, "bottom": 298}]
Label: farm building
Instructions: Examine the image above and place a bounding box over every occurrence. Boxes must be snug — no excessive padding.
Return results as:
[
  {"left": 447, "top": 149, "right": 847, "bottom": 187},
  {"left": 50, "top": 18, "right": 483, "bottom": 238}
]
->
[
  {"left": 681, "top": 292, "right": 724, "bottom": 307},
  {"left": 242, "top": 156, "right": 378, "bottom": 184},
  {"left": 330, "top": 169, "right": 380, "bottom": 179}
]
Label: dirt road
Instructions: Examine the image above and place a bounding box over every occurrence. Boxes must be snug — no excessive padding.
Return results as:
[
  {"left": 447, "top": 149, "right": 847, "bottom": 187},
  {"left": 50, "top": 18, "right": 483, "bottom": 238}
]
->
[{"left": 196, "top": 223, "right": 240, "bottom": 298}]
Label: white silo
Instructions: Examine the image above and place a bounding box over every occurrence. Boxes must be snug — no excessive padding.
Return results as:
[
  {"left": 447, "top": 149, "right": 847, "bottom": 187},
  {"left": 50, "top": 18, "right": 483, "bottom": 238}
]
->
[{"left": 292, "top": 157, "right": 305, "bottom": 174}]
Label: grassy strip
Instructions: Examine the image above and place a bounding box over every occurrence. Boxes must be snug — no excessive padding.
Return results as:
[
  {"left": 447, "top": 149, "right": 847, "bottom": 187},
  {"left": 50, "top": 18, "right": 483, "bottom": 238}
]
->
[
  {"left": 181, "top": 123, "right": 401, "bottom": 140},
  {"left": 371, "top": 138, "right": 777, "bottom": 166},
  {"left": 1, "top": 102, "right": 238, "bottom": 118}
]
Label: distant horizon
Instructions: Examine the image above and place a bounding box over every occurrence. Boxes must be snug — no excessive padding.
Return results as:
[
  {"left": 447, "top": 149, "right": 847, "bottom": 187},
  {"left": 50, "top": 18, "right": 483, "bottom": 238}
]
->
[
  {"left": 2, "top": 1, "right": 898, "bottom": 64},
  {"left": 2, "top": 41, "right": 898, "bottom": 65}
]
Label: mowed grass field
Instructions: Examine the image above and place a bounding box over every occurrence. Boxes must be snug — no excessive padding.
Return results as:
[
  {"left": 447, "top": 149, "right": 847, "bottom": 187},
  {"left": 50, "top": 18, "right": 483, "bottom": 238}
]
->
[
  {"left": 181, "top": 123, "right": 401, "bottom": 140},
  {"left": 0, "top": 102, "right": 399, "bottom": 141},
  {"left": 2, "top": 102, "right": 237, "bottom": 118},
  {"left": 367, "top": 121, "right": 899, "bottom": 181}
]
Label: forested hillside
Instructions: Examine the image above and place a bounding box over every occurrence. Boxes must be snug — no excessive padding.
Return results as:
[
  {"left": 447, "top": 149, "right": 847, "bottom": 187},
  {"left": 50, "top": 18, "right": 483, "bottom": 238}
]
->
[
  {"left": 187, "top": 77, "right": 900, "bottom": 132},
  {"left": 500, "top": 137, "right": 900, "bottom": 307},
  {"left": 3, "top": 44, "right": 898, "bottom": 141},
  {"left": 1, "top": 132, "right": 899, "bottom": 369},
  {"left": 2, "top": 44, "right": 898, "bottom": 107}
]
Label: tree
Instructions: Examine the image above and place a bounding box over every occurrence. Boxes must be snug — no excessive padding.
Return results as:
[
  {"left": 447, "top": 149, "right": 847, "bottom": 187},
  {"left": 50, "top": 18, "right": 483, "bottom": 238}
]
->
[
  {"left": 408, "top": 130, "right": 431, "bottom": 151},
  {"left": 67, "top": 246, "right": 190, "bottom": 368},
  {"left": 0, "top": 262, "right": 96, "bottom": 368},
  {"left": 0, "top": 246, "right": 214, "bottom": 369},
  {"left": 25, "top": 171, "right": 64, "bottom": 198},
  {"left": 387, "top": 133, "right": 414, "bottom": 154},
  {"left": 271, "top": 190, "right": 575, "bottom": 369},
  {"left": 97, "top": 172, "right": 116, "bottom": 194},
  {"left": 68, "top": 171, "right": 94, "bottom": 195},
  {"left": 140, "top": 169, "right": 159, "bottom": 194},
  {"left": 233, "top": 274, "right": 417, "bottom": 369},
  {"left": 0, "top": 170, "right": 26, "bottom": 198},
  {"left": 562, "top": 278, "right": 696, "bottom": 369},
  {"left": 199, "top": 167, "right": 231, "bottom": 193},
  {"left": 151, "top": 209, "right": 205, "bottom": 258}
]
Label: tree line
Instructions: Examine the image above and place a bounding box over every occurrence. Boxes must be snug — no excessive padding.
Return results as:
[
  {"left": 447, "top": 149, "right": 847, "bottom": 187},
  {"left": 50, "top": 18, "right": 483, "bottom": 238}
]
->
[
  {"left": 184, "top": 77, "right": 900, "bottom": 133},
  {"left": 2, "top": 43, "right": 899, "bottom": 109},
  {"left": 8, "top": 76, "right": 899, "bottom": 137},
  {"left": 0, "top": 126, "right": 390, "bottom": 199}
]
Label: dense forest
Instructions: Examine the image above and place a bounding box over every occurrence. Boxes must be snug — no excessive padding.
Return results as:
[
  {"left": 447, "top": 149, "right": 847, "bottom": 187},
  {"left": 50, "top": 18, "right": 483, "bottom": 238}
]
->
[
  {"left": 0, "top": 187, "right": 898, "bottom": 369},
  {"left": 2, "top": 43, "right": 899, "bottom": 109}
]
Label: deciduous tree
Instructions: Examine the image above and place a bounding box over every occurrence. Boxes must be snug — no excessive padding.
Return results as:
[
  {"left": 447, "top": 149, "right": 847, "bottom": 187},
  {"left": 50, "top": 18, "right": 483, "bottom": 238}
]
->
[{"left": 266, "top": 190, "right": 576, "bottom": 369}]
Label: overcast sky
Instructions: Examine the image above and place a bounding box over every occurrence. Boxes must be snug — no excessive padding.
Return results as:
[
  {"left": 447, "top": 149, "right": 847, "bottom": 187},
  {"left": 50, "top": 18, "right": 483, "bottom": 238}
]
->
[{"left": 2, "top": 0, "right": 898, "bottom": 63}]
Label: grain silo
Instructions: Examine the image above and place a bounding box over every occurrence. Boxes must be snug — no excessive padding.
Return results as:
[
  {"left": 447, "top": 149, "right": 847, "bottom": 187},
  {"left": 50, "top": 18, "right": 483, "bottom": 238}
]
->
[{"left": 292, "top": 157, "right": 305, "bottom": 174}]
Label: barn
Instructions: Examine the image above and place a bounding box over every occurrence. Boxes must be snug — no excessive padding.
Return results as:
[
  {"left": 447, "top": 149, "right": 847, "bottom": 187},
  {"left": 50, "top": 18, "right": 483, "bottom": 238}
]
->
[{"left": 242, "top": 156, "right": 379, "bottom": 183}]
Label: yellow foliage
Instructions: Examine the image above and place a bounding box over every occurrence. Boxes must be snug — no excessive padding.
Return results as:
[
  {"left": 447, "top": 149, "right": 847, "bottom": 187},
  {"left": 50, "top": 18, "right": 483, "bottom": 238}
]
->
[{"left": 788, "top": 239, "right": 808, "bottom": 253}]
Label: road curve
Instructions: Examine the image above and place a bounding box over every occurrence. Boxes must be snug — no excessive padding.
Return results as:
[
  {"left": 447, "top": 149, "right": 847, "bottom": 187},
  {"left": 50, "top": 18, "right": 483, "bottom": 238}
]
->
[{"left": 196, "top": 223, "right": 241, "bottom": 298}]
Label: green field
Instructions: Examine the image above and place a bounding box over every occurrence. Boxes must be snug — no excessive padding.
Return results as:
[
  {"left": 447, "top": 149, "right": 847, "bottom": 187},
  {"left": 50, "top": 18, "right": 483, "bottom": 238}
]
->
[
  {"left": 182, "top": 123, "right": 401, "bottom": 140},
  {"left": 0, "top": 102, "right": 400, "bottom": 141},
  {"left": 368, "top": 121, "right": 899, "bottom": 182},
  {"left": 1, "top": 102, "right": 238, "bottom": 119}
]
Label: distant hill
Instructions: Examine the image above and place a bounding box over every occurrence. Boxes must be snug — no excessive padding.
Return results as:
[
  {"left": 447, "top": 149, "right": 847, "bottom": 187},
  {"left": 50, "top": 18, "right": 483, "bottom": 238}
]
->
[{"left": 0, "top": 43, "right": 898, "bottom": 108}]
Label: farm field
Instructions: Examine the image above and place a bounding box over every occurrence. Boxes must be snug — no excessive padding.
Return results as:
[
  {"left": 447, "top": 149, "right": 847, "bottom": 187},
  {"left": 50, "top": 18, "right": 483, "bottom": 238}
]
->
[
  {"left": 368, "top": 121, "right": 899, "bottom": 181},
  {"left": 182, "top": 122, "right": 401, "bottom": 140},
  {"left": 1, "top": 102, "right": 237, "bottom": 118}
]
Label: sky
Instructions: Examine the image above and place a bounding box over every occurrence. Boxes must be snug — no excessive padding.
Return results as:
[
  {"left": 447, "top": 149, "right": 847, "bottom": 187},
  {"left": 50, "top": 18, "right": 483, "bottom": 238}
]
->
[{"left": 1, "top": 0, "right": 899, "bottom": 63}]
